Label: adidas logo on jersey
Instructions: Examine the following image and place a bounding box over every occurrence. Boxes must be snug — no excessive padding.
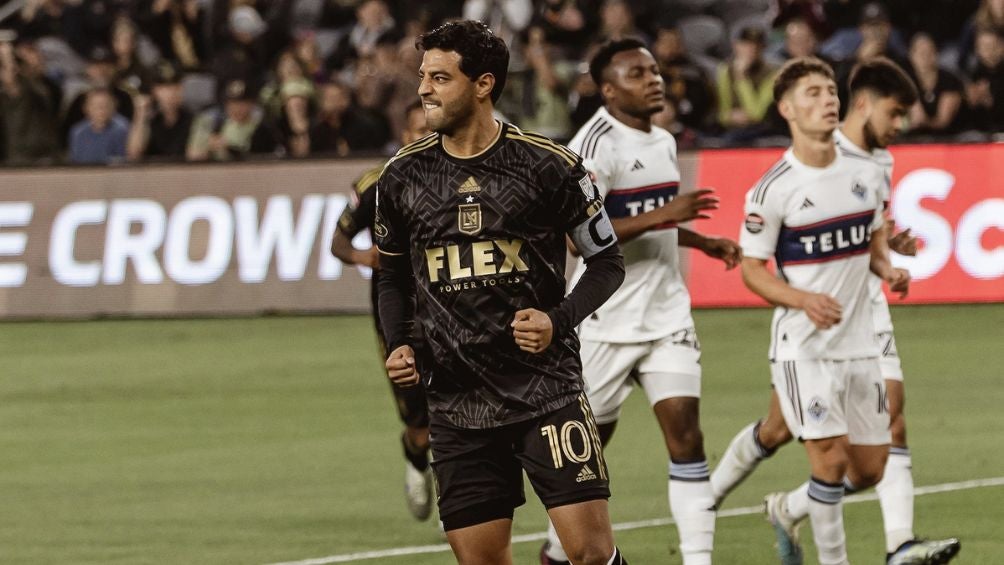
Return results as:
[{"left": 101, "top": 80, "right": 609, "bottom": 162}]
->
[
  {"left": 800, "top": 198, "right": 815, "bottom": 209},
  {"left": 576, "top": 465, "right": 598, "bottom": 483},
  {"left": 458, "top": 176, "right": 481, "bottom": 194},
  {"left": 630, "top": 159, "right": 645, "bottom": 171}
]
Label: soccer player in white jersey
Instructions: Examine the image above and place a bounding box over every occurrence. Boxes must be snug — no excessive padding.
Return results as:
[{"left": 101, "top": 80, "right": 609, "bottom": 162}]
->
[
  {"left": 710, "top": 57, "right": 960, "bottom": 565},
  {"left": 540, "top": 38, "right": 741, "bottom": 565},
  {"left": 737, "top": 57, "right": 911, "bottom": 565}
]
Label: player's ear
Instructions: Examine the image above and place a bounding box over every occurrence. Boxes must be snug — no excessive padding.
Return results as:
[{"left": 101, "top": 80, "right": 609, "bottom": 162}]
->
[
  {"left": 600, "top": 81, "right": 615, "bottom": 103},
  {"left": 474, "top": 72, "right": 495, "bottom": 101},
  {"left": 777, "top": 97, "right": 794, "bottom": 122}
]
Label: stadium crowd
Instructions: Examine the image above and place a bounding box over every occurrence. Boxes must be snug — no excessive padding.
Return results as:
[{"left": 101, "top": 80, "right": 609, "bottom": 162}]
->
[{"left": 0, "top": 0, "right": 1001, "bottom": 165}]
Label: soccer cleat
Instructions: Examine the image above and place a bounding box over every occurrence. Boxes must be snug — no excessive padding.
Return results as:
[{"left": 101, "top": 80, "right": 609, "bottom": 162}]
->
[
  {"left": 404, "top": 461, "right": 433, "bottom": 521},
  {"left": 886, "top": 538, "right": 961, "bottom": 565},
  {"left": 539, "top": 541, "right": 571, "bottom": 565},
  {"left": 764, "top": 492, "right": 804, "bottom": 565}
]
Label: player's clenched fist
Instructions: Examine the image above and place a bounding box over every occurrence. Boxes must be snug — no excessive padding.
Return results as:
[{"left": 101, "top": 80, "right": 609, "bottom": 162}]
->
[
  {"left": 800, "top": 292, "right": 843, "bottom": 330},
  {"left": 386, "top": 345, "right": 420, "bottom": 387},
  {"left": 511, "top": 308, "right": 554, "bottom": 354}
]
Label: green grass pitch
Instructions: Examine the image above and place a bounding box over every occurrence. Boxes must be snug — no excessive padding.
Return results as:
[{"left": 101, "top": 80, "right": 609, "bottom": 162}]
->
[{"left": 1, "top": 304, "right": 1002, "bottom": 564}]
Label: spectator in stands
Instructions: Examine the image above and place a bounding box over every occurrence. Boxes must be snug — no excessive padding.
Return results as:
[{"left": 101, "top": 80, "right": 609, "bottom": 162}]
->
[
  {"left": 462, "top": 0, "right": 533, "bottom": 55},
  {"left": 772, "top": 18, "right": 825, "bottom": 62},
  {"left": 820, "top": 2, "right": 908, "bottom": 64},
  {"left": 63, "top": 46, "right": 134, "bottom": 147},
  {"left": 15, "top": 0, "right": 118, "bottom": 57},
  {"left": 965, "top": 27, "right": 1004, "bottom": 132},
  {"left": 133, "top": 0, "right": 207, "bottom": 70},
  {"left": 309, "top": 79, "right": 389, "bottom": 156},
  {"left": 68, "top": 88, "right": 130, "bottom": 164},
  {"left": 327, "top": 0, "right": 397, "bottom": 71},
  {"left": 772, "top": 0, "right": 831, "bottom": 39},
  {"left": 515, "top": 25, "right": 576, "bottom": 139},
  {"left": 907, "top": 32, "right": 967, "bottom": 135},
  {"left": 568, "top": 43, "right": 604, "bottom": 129},
  {"left": 535, "top": 0, "right": 602, "bottom": 57},
  {"left": 354, "top": 31, "right": 418, "bottom": 141},
  {"left": 186, "top": 79, "right": 280, "bottom": 161},
  {"left": 211, "top": 2, "right": 293, "bottom": 102},
  {"left": 0, "top": 36, "right": 62, "bottom": 165},
  {"left": 293, "top": 33, "right": 327, "bottom": 84},
  {"left": 715, "top": 26, "right": 777, "bottom": 141},
  {"left": 261, "top": 50, "right": 315, "bottom": 120},
  {"left": 959, "top": 0, "right": 1004, "bottom": 71},
  {"left": 652, "top": 24, "right": 713, "bottom": 130},
  {"left": 652, "top": 95, "right": 698, "bottom": 150},
  {"left": 277, "top": 82, "right": 313, "bottom": 157},
  {"left": 597, "top": 0, "right": 647, "bottom": 44},
  {"left": 126, "top": 62, "right": 194, "bottom": 161},
  {"left": 111, "top": 17, "right": 150, "bottom": 95}
]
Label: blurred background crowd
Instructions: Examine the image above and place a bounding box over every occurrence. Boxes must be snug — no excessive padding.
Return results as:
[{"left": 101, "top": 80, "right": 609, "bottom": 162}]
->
[{"left": 0, "top": 0, "right": 1001, "bottom": 166}]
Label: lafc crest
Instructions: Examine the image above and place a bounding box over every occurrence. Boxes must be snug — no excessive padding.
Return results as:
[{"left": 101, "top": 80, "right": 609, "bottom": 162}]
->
[{"left": 458, "top": 203, "right": 482, "bottom": 235}]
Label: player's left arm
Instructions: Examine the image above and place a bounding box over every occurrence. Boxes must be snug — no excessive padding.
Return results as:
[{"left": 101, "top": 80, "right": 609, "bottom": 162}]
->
[
  {"left": 513, "top": 161, "right": 625, "bottom": 354},
  {"left": 677, "top": 227, "right": 742, "bottom": 270},
  {"left": 870, "top": 214, "right": 910, "bottom": 299}
]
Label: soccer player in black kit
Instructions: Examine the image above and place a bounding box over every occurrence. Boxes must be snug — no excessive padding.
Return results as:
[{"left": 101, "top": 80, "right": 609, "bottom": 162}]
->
[
  {"left": 375, "top": 20, "right": 629, "bottom": 565},
  {"left": 331, "top": 101, "right": 435, "bottom": 523}
]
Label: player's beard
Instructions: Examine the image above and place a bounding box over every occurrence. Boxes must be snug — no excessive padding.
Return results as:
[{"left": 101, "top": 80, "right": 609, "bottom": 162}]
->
[
  {"left": 863, "top": 119, "right": 886, "bottom": 150},
  {"left": 424, "top": 90, "right": 476, "bottom": 135}
]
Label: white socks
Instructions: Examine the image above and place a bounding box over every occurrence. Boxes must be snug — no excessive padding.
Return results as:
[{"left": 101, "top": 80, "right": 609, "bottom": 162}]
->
[
  {"left": 710, "top": 421, "right": 773, "bottom": 505},
  {"left": 669, "top": 460, "right": 716, "bottom": 565},
  {"left": 877, "top": 447, "right": 915, "bottom": 553},
  {"left": 807, "top": 477, "right": 849, "bottom": 565}
]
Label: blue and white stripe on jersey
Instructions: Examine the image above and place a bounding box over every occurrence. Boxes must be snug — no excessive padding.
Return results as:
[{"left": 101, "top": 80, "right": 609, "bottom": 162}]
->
[
  {"left": 775, "top": 210, "right": 875, "bottom": 266},
  {"left": 602, "top": 181, "right": 680, "bottom": 227}
]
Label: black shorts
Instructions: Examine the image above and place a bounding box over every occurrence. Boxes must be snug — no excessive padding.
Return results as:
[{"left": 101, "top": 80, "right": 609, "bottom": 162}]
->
[{"left": 431, "top": 394, "right": 611, "bottom": 531}]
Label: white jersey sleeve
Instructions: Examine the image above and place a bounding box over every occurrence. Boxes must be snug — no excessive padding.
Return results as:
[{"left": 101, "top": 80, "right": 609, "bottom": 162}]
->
[{"left": 740, "top": 159, "right": 790, "bottom": 260}]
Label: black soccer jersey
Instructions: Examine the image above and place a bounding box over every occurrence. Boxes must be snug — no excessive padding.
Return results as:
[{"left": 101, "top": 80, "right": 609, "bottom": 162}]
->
[
  {"left": 337, "top": 165, "right": 383, "bottom": 240},
  {"left": 375, "top": 122, "right": 620, "bottom": 429}
]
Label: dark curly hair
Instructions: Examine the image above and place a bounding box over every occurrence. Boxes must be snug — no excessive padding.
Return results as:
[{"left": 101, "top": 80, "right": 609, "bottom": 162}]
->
[
  {"left": 848, "top": 57, "right": 918, "bottom": 107},
  {"left": 416, "top": 20, "right": 509, "bottom": 103},
  {"left": 588, "top": 37, "right": 648, "bottom": 87}
]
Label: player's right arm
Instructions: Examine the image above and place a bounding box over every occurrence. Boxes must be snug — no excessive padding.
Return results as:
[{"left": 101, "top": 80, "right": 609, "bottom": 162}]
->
[
  {"left": 331, "top": 170, "right": 381, "bottom": 270},
  {"left": 575, "top": 134, "right": 718, "bottom": 245},
  {"left": 374, "top": 171, "right": 419, "bottom": 385},
  {"left": 738, "top": 180, "right": 841, "bottom": 330},
  {"left": 741, "top": 257, "right": 842, "bottom": 329}
]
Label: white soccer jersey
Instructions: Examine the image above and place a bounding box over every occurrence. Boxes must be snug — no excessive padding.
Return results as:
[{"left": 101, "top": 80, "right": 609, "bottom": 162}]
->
[
  {"left": 567, "top": 107, "right": 693, "bottom": 343},
  {"left": 834, "top": 128, "right": 896, "bottom": 334},
  {"left": 740, "top": 148, "right": 886, "bottom": 361}
]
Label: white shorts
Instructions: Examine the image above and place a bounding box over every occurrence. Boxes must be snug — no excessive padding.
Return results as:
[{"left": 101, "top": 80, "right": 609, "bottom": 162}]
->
[
  {"left": 876, "top": 331, "right": 904, "bottom": 382},
  {"left": 771, "top": 358, "right": 891, "bottom": 445},
  {"left": 580, "top": 329, "right": 702, "bottom": 425}
]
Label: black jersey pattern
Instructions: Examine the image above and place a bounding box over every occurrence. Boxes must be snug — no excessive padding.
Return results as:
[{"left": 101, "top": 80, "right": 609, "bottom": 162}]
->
[{"left": 375, "top": 123, "right": 609, "bottom": 429}]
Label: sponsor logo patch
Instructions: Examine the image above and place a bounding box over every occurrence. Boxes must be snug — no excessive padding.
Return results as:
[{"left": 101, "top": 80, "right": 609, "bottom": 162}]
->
[{"left": 745, "top": 213, "right": 766, "bottom": 234}]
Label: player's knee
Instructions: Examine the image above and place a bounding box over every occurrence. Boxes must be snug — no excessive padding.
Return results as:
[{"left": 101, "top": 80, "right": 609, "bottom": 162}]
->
[
  {"left": 667, "top": 426, "right": 705, "bottom": 460},
  {"left": 565, "top": 539, "right": 616, "bottom": 565},
  {"left": 851, "top": 464, "right": 885, "bottom": 488}
]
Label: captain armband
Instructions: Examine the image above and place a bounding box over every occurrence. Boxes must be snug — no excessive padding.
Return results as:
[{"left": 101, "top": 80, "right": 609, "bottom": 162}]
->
[{"left": 569, "top": 205, "right": 617, "bottom": 259}]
